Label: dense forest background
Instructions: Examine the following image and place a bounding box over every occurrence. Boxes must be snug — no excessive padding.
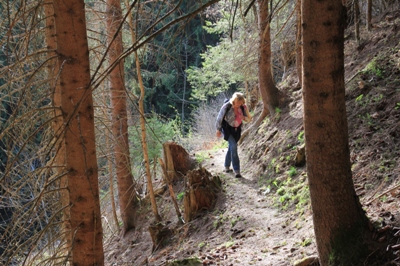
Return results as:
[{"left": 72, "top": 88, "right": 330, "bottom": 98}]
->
[{"left": 0, "top": 0, "right": 399, "bottom": 265}]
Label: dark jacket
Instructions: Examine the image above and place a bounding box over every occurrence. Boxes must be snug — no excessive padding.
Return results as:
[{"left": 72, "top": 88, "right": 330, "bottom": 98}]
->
[{"left": 216, "top": 102, "right": 246, "bottom": 142}]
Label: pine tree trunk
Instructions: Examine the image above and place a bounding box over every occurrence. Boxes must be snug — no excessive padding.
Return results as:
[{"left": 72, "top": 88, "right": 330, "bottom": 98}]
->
[
  {"left": 295, "top": 0, "right": 302, "bottom": 86},
  {"left": 106, "top": 0, "right": 137, "bottom": 234},
  {"left": 302, "top": 1, "right": 369, "bottom": 265},
  {"left": 257, "top": 0, "right": 279, "bottom": 117},
  {"left": 124, "top": 0, "right": 161, "bottom": 222},
  {"left": 53, "top": 0, "right": 104, "bottom": 264},
  {"left": 367, "top": 0, "right": 372, "bottom": 31},
  {"left": 44, "top": 0, "right": 72, "bottom": 256},
  {"left": 104, "top": 108, "right": 120, "bottom": 232},
  {"left": 138, "top": 58, "right": 161, "bottom": 222},
  {"left": 354, "top": 0, "right": 360, "bottom": 45}
]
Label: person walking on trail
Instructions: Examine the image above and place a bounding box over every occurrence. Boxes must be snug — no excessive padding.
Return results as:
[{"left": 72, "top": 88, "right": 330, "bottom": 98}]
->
[{"left": 215, "top": 92, "right": 252, "bottom": 178}]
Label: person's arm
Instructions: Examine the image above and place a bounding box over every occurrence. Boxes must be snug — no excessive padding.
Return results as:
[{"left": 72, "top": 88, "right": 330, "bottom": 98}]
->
[
  {"left": 243, "top": 105, "right": 252, "bottom": 122},
  {"left": 215, "top": 103, "right": 228, "bottom": 137}
]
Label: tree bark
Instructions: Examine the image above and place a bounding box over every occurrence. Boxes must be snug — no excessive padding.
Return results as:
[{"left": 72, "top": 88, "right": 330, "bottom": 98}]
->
[
  {"left": 106, "top": 0, "right": 137, "bottom": 234},
  {"left": 302, "top": 1, "right": 369, "bottom": 265},
  {"left": 53, "top": 0, "right": 104, "bottom": 264},
  {"left": 295, "top": 0, "right": 302, "bottom": 86},
  {"left": 241, "top": 0, "right": 281, "bottom": 141},
  {"left": 366, "top": 0, "right": 372, "bottom": 31},
  {"left": 257, "top": 0, "right": 279, "bottom": 118},
  {"left": 44, "top": 0, "right": 72, "bottom": 256},
  {"left": 354, "top": 0, "right": 360, "bottom": 45},
  {"left": 124, "top": 0, "right": 161, "bottom": 222},
  {"left": 138, "top": 58, "right": 162, "bottom": 222},
  {"left": 158, "top": 158, "right": 183, "bottom": 222},
  {"left": 183, "top": 168, "right": 221, "bottom": 223},
  {"left": 162, "top": 142, "right": 196, "bottom": 182},
  {"left": 104, "top": 105, "right": 120, "bottom": 232}
]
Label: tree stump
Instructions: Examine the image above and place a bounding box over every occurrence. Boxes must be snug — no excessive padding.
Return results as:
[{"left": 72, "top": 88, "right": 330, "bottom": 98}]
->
[
  {"left": 294, "top": 144, "right": 306, "bottom": 167},
  {"left": 163, "top": 141, "right": 196, "bottom": 182},
  {"left": 148, "top": 222, "right": 174, "bottom": 251},
  {"left": 183, "top": 168, "right": 221, "bottom": 223}
]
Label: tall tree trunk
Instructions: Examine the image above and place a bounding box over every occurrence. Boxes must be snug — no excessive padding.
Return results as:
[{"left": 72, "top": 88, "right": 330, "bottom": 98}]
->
[
  {"left": 52, "top": 0, "right": 104, "bottom": 264},
  {"left": 302, "top": 1, "right": 369, "bottom": 265},
  {"left": 101, "top": 89, "right": 120, "bottom": 232},
  {"left": 138, "top": 59, "right": 162, "bottom": 222},
  {"left": 354, "top": 0, "right": 360, "bottom": 45},
  {"left": 243, "top": 0, "right": 280, "bottom": 140},
  {"left": 124, "top": 0, "right": 161, "bottom": 222},
  {"left": 106, "top": 0, "right": 137, "bottom": 234},
  {"left": 366, "top": 0, "right": 372, "bottom": 31},
  {"left": 295, "top": 0, "right": 302, "bottom": 86},
  {"left": 44, "top": 0, "right": 72, "bottom": 255},
  {"left": 181, "top": 38, "right": 188, "bottom": 130},
  {"left": 256, "top": 0, "right": 279, "bottom": 122}
]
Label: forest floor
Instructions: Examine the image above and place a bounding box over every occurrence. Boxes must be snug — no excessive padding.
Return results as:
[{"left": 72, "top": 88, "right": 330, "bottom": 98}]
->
[{"left": 103, "top": 10, "right": 400, "bottom": 266}]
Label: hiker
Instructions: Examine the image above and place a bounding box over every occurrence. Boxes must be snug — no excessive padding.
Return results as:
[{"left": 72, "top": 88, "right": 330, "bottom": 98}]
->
[{"left": 215, "top": 92, "right": 252, "bottom": 178}]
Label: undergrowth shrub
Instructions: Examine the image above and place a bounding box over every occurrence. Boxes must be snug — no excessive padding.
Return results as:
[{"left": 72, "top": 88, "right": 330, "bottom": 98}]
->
[
  {"left": 128, "top": 113, "right": 183, "bottom": 169},
  {"left": 190, "top": 95, "right": 227, "bottom": 149}
]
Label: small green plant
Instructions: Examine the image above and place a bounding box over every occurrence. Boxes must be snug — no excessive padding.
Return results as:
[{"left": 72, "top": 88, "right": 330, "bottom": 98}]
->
[
  {"left": 275, "top": 164, "right": 281, "bottom": 174},
  {"left": 373, "top": 94, "right": 383, "bottom": 102},
  {"left": 355, "top": 93, "right": 370, "bottom": 108},
  {"left": 286, "top": 130, "right": 293, "bottom": 139},
  {"left": 379, "top": 165, "right": 387, "bottom": 173},
  {"left": 395, "top": 103, "right": 400, "bottom": 110},
  {"left": 213, "top": 220, "right": 220, "bottom": 229},
  {"left": 297, "top": 131, "right": 304, "bottom": 143},
  {"left": 268, "top": 158, "right": 276, "bottom": 171},
  {"left": 176, "top": 191, "right": 185, "bottom": 201},
  {"left": 277, "top": 187, "right": 286, "bottom": 196},
  {"left": 274, "top": 107, "right": 282, "bottom": 120},
  {"left": 355, "top": 94, "right": 364, "bottom": 103},
  {"left": 294, "top": 221, "right": 302, "bottom": 230},
  {"left": 273, "top": 176, "right": 310, "bottom": 211},
  {"left": 380, "top": 195, "right": 388, "bottom": 202},
  {"left": 363, "top": 58, "right": 384, "bottom": 77},
  {"left": 288, "top": 166, "right": 297, "bottom": 177},
  {"left": 198, "top": 242, "right": 206, "bottom": 249},
  {"left": 230, "top": 216, "right": 242, "bottom": 227},
  {"left": 279, "top": 194, "right": 291, "bottom": 204},
  {"left": 195, "top": 151, "right": 208, "bottom": 163},
  {"left": 301, "top": 238, "right": 312, "bottom": 247},
  {"left": 224, "top": 240, "right": 235, "bottom": 248},
  {"left": 213, "top": 213, "right": 227, "bottom": 229}
]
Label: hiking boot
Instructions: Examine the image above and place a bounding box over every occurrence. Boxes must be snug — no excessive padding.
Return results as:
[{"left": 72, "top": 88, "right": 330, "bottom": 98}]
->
[
  {"left": 235, "top": 172, "right": 242, "bottom": 178},
  {"left": 224, "top": 168, "right": 233, "bottom": 173}
]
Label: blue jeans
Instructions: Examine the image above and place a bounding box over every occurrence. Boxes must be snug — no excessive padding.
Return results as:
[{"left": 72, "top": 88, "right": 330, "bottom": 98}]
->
[{"left": 225, "top": 134, "right": 240, "bottom": 172}]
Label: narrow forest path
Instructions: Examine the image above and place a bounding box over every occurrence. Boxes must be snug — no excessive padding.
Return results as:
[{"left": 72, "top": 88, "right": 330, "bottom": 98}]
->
[{"left": 177, "top": 147, "right": 318, "bottom": 266}]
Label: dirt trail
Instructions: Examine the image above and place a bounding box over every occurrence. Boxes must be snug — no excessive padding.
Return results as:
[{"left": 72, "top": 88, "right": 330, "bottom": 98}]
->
[{"left": 193, "top": 147, "right": 317, "bottom": 266}]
